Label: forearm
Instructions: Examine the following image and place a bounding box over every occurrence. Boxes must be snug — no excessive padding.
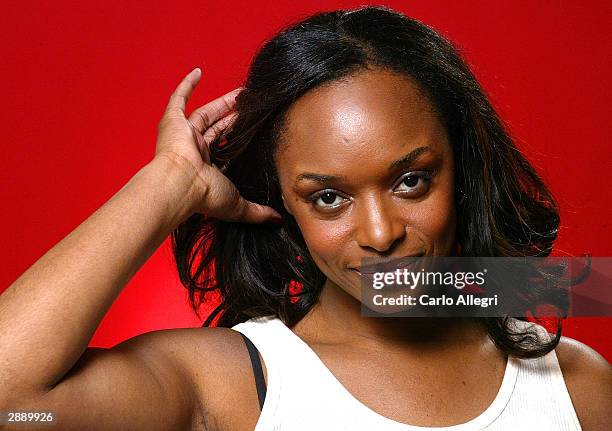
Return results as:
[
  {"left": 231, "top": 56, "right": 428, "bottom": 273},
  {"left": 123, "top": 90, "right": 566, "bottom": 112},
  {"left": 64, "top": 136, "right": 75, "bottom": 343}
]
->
[{"left": 0, "top": 155, "right": 197, "bottom": 399}]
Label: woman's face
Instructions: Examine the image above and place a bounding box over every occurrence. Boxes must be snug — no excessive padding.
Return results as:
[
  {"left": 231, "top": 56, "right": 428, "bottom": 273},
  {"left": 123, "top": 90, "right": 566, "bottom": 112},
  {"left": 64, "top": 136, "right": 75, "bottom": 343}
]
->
[{"left": 274, "top": 68, "right": 456, "bottom": 299}]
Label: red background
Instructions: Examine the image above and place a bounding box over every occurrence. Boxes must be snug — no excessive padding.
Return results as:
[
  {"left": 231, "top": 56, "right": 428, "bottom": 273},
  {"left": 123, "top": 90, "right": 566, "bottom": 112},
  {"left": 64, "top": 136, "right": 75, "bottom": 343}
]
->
[{"left": 1, "top": 1, "right": 610, "bottom": 361}]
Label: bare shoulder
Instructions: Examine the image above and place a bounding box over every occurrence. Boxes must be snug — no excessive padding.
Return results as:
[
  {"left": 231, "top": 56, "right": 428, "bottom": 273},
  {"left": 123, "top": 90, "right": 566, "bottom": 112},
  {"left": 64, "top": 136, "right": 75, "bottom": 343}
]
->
[
  {"left": 127, "top": 325, "right": 253, "bottom": 371},
  {"left": 555, "top": 336, "right": 612, "bottom": 431},
  {"left": 126, "top": 325, "right": 264, "bottom": 431}
]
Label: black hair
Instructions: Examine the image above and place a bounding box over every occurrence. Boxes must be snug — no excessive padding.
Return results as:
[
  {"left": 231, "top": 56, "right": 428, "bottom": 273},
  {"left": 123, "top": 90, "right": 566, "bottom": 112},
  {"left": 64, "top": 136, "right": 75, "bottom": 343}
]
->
[{"left": 171, "top": 5, "right": 564, "bottom": 358}]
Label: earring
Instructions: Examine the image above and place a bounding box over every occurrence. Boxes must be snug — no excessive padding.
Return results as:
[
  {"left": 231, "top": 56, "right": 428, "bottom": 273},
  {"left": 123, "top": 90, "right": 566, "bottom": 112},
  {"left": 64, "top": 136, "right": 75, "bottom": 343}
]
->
[{"left": 458, "top": 188, "right": 467, "bottom": 206}]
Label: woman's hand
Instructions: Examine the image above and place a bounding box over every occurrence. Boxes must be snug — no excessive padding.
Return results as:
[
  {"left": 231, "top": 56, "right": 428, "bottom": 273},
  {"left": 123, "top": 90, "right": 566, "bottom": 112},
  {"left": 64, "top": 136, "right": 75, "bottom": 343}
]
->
[{"left": 154, "top": 68, "right": 282, "bottom": 224}]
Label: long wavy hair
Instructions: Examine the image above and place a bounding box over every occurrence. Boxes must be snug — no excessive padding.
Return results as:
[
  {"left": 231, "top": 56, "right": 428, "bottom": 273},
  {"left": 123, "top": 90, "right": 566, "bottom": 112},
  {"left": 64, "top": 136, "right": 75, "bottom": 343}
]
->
[{"left": 171, "top": 5, "right": 563, "bottom": 358}]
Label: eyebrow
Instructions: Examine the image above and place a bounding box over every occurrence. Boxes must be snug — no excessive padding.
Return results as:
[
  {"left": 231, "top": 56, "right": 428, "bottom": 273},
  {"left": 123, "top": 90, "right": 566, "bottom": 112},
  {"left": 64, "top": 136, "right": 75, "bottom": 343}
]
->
[
  {"left": 388, "top": 146, "right": 431, "bottom": 170},
  {"left": 295, "top": 172, "right": 345, "bottom": 183},
  {"left": 294, "top": 146, "right": 433, "bottom": 185}
]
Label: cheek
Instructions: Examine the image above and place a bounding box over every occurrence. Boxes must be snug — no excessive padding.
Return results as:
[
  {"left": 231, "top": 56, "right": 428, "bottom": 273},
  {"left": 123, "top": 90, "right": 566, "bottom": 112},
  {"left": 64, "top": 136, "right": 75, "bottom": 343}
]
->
[
  {"left": 409, "top": 180, "right": 456, "bottom": 250},
  {"left": 294, "top": 217, "right": 352, "bottom": 269}
]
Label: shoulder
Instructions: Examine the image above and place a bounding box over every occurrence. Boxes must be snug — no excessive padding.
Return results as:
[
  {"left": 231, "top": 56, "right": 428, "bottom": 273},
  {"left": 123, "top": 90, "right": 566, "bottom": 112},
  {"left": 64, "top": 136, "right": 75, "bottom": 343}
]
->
[
  {"left": 124, "top": 323, "right": 268, "bottom": 390},
  {"left": 115, "top": 325, "right": 251, "bottom": 376},
  {"left": 555, "top": 336, "right": 612, "bottom": 431},
  {"left": 120, "top": 325, "right": 261, "bottom": 431}
]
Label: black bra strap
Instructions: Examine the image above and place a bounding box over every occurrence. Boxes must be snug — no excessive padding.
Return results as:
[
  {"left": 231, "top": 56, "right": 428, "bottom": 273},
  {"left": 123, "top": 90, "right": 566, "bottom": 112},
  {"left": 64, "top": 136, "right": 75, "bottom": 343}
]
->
[{"left": 239, "top": 332, "right": 267, "bottom": 410}]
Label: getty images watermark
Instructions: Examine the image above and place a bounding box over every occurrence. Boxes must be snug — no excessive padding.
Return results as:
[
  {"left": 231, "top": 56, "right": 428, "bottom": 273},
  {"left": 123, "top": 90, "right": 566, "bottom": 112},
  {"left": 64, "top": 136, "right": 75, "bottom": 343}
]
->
[{"left": 359, "top": 256, "right": 611, "bottom": 318}]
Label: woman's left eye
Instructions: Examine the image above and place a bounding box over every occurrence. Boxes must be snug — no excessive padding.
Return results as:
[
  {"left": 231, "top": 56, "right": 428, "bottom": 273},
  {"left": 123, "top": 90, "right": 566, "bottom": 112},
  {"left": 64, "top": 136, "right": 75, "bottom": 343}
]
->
[{"left": 395, "top": 171, "right": 433, "bottom": 194}]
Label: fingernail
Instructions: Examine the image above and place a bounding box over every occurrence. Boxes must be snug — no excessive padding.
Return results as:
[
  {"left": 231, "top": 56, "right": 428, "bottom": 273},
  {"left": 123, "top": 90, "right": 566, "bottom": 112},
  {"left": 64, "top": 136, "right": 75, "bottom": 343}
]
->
[{"left": 193, "top": 67, "right": 201, "bottom": 76}]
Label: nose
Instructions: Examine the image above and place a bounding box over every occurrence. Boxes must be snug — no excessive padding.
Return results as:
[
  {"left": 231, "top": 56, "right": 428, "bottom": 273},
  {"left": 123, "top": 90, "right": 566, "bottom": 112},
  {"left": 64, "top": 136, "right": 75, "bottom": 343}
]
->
[{"left": 354, "top": 195, "right": 406, "bottom": 253}]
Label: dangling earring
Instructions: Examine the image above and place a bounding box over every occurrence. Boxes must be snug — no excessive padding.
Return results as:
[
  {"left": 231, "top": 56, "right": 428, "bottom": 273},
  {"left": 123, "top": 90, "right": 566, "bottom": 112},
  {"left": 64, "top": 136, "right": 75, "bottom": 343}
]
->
[{"left": 458, "top": 187, "right": 467, "bottom": 206}]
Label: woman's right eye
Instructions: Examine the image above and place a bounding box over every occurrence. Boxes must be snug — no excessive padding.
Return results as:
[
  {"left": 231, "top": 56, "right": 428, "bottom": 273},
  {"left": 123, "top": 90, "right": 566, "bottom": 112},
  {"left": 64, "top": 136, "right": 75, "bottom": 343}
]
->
[{"left": 309, "top": 190, "right": 346, "bottom": 209}]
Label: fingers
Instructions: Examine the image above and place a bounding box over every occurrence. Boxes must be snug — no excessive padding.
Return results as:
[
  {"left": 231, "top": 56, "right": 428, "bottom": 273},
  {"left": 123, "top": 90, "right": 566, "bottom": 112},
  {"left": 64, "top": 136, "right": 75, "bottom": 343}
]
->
[
  {"left": 188, "top": 87, "right": 243, "bottom": 134},
  {"left": 165, "top": 68, "right": 202, "bottom": 117},
  {"left": 233, "top": 198, "right": 283, "bottom": 225},
  {"left": 201, "top": 111, "right": 238, "bottom": 148}
]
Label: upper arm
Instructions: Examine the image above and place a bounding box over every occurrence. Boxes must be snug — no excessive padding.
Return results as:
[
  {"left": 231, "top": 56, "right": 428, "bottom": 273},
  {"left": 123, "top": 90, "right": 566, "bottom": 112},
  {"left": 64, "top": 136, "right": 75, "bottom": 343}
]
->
[
  {"left": 556, "top": 336, "right": 612, "bottom": 431},
  {"left": 4, "top": 329, "right": 201, "bottom": 431}
]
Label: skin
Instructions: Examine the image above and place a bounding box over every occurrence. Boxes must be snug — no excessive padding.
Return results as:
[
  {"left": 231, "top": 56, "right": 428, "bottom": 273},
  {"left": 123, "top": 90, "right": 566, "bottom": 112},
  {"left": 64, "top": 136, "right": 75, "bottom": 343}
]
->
[{"left": 0, "top": 68, "right": 609, "bottom": 431}]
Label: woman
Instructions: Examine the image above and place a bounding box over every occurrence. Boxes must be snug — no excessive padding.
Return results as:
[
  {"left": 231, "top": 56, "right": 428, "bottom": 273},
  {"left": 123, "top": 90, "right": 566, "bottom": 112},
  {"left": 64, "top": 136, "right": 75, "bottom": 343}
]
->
[{"left": 0, "top": 5, "right": 609, "bottom": 431}]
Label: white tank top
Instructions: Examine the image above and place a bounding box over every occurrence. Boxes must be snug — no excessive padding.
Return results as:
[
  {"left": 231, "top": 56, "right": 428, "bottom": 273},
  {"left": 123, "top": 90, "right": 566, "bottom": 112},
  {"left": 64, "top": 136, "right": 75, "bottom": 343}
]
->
[{"left": 232, "top": 315, "right": 582, "bottom": 430}]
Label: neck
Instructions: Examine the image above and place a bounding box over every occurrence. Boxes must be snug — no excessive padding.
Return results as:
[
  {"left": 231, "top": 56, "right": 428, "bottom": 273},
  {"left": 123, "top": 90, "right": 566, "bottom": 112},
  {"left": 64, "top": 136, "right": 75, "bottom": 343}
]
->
[{"left": 297, "top": 278, "right": 490, "bottom": 354}]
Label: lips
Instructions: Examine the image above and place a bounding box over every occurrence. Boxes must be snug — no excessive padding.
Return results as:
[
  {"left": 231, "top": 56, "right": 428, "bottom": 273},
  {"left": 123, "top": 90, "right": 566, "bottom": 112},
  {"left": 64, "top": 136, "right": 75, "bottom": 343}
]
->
[{"left": 350, "top": 253, "right": 426, "bottom": 275}]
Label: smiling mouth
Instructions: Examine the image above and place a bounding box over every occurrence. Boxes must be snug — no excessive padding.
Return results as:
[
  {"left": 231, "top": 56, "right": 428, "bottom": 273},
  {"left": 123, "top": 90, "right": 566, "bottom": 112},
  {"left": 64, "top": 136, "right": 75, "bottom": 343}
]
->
[{"left": 350, "top": 253, "right": 426, "bottom": 275}]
